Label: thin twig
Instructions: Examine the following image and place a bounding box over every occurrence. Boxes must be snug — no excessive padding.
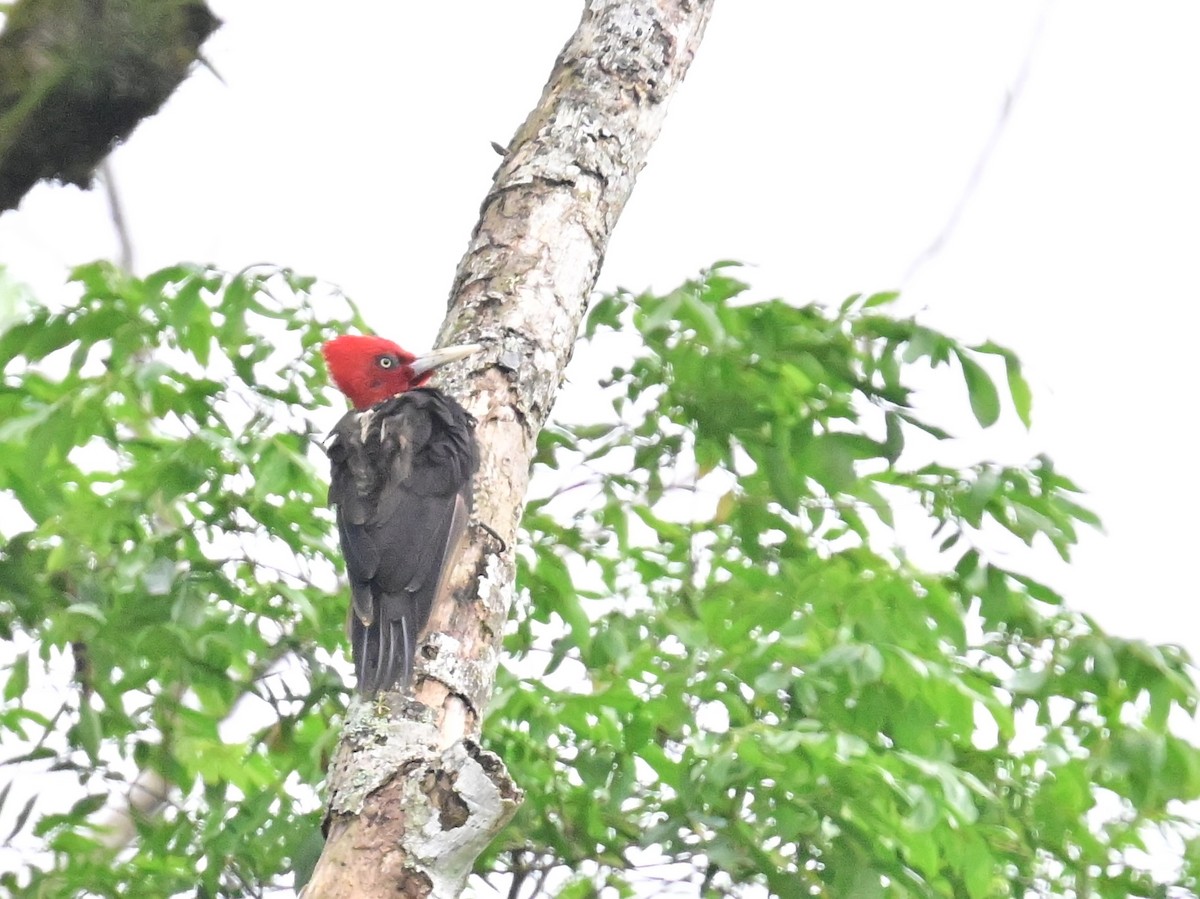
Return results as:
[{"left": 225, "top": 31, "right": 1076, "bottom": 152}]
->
[
  {"left": 99, "top": 161, "right": 134, "bottom": 272},
  {"left": 899, "top": 0, "right": 1055, "bottom": 288},
  {"left": 505, "top": 850, "right": 529, "bottom": 899}
]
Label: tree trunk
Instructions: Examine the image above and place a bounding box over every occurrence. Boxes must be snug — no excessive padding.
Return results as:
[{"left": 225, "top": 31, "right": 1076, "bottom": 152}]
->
[
  {"left": 0, "top": 0, "right": 218, "bottom": 212},
  {"left": 303, "top": 1, "right": 715, "bottom": 896}
]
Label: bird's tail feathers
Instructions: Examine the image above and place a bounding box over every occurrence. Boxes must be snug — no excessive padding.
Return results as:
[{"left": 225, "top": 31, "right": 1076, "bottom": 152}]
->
[{"left": 350, "top": 592, "right": 422, "bottom": 695}]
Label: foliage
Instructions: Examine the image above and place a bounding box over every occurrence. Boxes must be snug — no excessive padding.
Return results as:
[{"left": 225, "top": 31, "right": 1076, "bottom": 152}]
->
[
  {"left": 487, "top": 265, "right": 1200, "bottom": 898},
  {"left": 0, "top": 262, "right": 1197, "bottom": 898},
  {"left": 0, "top": 262, "right": 355, "bottom": 896}
]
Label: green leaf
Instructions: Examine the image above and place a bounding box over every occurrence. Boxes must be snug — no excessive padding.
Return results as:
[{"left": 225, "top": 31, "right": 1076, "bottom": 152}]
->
[
  {"left": 1004, "top": 354, "right": 1033, "bottom": 427},
  {"left": 956, "top": 350, "right": 1001, "bottom": 428},
  {"left": 73, "top": 704, "right": 103, "bottom": 763},
  {"left": 3, "top": 653, "right": 29, "bottom": 702},
  {"left": 960, "top": 832, "right": 997, "bottom": 899},
  {"left": 882, "top": 410, "right": 904, "bottom": 463},
  {"left": 863, "top": 290, "right": 899, "bottom": 309},
  {"left": 5, "top": 795, "right": 36, "bottom": 842}
]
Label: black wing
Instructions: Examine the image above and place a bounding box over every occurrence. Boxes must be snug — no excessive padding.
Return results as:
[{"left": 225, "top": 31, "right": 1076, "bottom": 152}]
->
[{"left": 325, "top": 388, "right": 478, "bottom": 694}]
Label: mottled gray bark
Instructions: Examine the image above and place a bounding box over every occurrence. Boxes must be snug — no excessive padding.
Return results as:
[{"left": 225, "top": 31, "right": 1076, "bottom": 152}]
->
[
  {"left": 307, "top": 1, "right": 715, "bottom": 896},
  {"left": 0, "top": 0, "right": 218, "bottom": 212}
]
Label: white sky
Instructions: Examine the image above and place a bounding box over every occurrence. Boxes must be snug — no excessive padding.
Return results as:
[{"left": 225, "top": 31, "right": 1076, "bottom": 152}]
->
[{"left": 2, "top": 3, "right": 1198, "bottom": 667}]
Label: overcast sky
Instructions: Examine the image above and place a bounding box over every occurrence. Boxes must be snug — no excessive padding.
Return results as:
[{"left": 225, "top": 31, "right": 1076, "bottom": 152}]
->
[{"left": 3, "top": 3, "right": 1198, "bottom": 664}]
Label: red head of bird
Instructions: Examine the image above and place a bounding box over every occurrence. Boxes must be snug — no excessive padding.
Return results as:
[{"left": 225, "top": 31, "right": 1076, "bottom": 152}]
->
[{"left": 322, "top": 335, "right": 482, "bottom": 411}]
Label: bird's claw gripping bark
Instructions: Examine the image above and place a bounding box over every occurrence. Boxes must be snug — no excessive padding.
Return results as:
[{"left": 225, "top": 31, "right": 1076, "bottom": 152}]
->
[{"left": 475, "top": 520, "right": 507, "bottom": 555}]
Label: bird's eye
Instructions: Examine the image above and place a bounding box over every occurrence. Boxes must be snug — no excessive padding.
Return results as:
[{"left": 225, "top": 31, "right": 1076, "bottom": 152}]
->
[{"left": 377, "top": 356, "right": 395, "bottom": 369}]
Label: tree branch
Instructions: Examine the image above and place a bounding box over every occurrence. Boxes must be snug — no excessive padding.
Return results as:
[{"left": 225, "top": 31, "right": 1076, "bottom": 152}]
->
[
  {"left": 305, "top": 1, "right": 715, "bottom": 896},
  {"left": 0, "top": 0, "right": 219, "bottom": 212}
]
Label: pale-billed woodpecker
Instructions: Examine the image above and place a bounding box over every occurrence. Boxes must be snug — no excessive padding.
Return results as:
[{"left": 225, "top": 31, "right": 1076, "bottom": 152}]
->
[{"left": 321, "top": 335, "right": 481, "bottom": 695}]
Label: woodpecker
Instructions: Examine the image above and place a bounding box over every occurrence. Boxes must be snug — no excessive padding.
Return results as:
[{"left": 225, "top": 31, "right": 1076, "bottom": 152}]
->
[{"left": 322, "top": 335, "right": 481, "bottom": 694}]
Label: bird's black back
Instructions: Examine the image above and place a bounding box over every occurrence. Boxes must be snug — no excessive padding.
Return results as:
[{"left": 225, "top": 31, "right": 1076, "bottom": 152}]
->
[{"left": 325, "top": 388, "right": 478, "bottom": 694}]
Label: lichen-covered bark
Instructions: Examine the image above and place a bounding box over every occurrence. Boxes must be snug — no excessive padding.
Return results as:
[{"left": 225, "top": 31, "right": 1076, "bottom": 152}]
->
[
  {"left": 306, "top": 1, "right": 714, "bottom": 896},
  {"left": 0, "top": 0, "right": 218, "bottom": 212}
]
